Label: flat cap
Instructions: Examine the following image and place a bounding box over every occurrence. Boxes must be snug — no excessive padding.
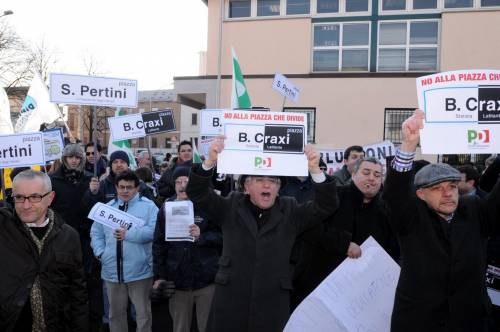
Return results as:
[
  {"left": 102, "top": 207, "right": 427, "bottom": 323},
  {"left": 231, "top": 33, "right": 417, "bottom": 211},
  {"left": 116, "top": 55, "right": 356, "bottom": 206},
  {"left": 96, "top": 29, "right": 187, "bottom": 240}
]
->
[{"left": 414, "top": 163, "right": 461, "bottom": 189}]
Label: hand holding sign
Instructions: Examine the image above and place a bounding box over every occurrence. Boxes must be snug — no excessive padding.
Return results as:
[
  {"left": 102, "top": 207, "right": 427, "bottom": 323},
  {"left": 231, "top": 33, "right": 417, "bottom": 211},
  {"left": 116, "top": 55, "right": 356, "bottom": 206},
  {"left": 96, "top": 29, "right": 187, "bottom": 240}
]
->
[
  {"left": 304, "top": 144, "right": 321, "bottom": 175},
  {"left": 204, "top": 135, "right": 226, "bottom": 169},
  {"left": 401, "top": 109, "right": 424, "bottom": 153},
  {"left": 114, "top": 227, "right": 126, "bottom": 240}
]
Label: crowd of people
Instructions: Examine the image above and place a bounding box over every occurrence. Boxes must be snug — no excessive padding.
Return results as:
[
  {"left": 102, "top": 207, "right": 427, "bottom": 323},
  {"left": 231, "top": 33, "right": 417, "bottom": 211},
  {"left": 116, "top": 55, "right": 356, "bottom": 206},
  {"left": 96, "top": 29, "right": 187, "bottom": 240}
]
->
[{"left": 1, "top": 110, "right": 500, "bottom": 332}]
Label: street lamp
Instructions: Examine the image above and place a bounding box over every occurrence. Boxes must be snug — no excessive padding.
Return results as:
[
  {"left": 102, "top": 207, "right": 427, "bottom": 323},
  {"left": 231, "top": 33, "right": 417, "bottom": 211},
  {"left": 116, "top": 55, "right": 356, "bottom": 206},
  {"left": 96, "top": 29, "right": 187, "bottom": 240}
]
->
[{"left": 0, "top": 10, "right": 14, "bottom": 18}]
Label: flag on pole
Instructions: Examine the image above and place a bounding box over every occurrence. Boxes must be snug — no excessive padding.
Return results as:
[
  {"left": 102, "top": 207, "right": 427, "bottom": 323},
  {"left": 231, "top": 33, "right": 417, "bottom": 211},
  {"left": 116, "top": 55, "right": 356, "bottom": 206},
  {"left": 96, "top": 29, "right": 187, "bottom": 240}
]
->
[
  {"left": 108, "top": 109, "right": 137, "bottom": 169},
  {"left": 231, "top": 47, "right": 252, "bottom": 109},
  {"left": 192, "top": 138, "right": 203, "bottom": 163},
  {"left": 15, "top": 73, "right": 62, "bottom": 133},
  {"left": 0, "top": 87, "right": 14, "bottom": 134}
]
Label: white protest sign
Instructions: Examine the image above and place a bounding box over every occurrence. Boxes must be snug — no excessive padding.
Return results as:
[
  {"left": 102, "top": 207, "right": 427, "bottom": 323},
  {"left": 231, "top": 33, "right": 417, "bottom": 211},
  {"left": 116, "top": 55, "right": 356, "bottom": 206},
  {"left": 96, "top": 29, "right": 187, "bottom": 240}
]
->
[
  {"left": 88, "top": 202, "right": 145, "bottom": 230},
  {"left": 164, "top": 200, "right": 195, "bottom": 242},
  {"left": 285, "top": 237, "right": 400, "bottom": 332},
  {"left": 43, "top": 128, "right": 64, "bottom": 162},
  {"left": 50, "top": 73, "right": 138, "bottom": 108},
  {"left": 108, "top": 113, "right": 146, "bottom": 141},
  {"left": 320, "top": 141, "right": 395, "bottom": 176},
  {"left": 417, "top": 69, "right": 500, "bottom": 154},
  {"left": 218, "top": 110, "right": 308, "bottom": 176},
  {"left": 272, "top": 73, "right": 300, "bottom": 103},
  {"left": 200, "top": 109, "right": 225, "bottom": 135},
  {"left": 0, "top": 132, "right": 45, "bottom": 169}
]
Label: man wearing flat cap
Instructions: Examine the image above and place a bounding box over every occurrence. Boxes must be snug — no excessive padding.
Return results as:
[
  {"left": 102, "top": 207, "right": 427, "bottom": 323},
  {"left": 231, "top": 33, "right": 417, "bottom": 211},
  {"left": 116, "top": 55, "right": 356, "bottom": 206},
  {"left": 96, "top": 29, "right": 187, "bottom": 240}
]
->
[{"left": 383, "top": 109, "right": 500, "bottom": 331}]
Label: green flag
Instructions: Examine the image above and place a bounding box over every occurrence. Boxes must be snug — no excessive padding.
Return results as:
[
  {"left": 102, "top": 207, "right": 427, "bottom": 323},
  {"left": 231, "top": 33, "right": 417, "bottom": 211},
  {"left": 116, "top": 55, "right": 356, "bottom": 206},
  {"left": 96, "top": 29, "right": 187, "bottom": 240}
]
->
[
  {"left": 231, "top": 47, "right": 252, "bottom": 109},
  {"left": 192, "top": 138, "right": 203, "bottom": 164},
  {"left": 107, "top": 109, "right": 137, "bottom": 169}
]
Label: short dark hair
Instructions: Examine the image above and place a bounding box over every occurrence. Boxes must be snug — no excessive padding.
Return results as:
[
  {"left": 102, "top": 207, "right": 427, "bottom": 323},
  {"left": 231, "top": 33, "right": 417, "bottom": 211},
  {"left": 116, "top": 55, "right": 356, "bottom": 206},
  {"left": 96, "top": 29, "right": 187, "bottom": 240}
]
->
[
  {"left": 135, "top": 167, "right": 153, "bottom": 183},
  {"left": 343, "top": 145, "right": 364, "bottom": 161},
  {"left": 458, "top": 165, "right": 480, "bottom": 187},
  {"left": 352, "top": 157, "right": 383, "bottom": 174},
  {"left": 177, "top": 141, "right": 192, "bottom": 152},
  {"left": 115, "top": 170, "right": 140, "bottom": 187},
  {"left": 413, "top": 159, "right": 431, "bottom": 175},
  {"left": 85, "top": 142, "right": 102, "bottom": 152}
]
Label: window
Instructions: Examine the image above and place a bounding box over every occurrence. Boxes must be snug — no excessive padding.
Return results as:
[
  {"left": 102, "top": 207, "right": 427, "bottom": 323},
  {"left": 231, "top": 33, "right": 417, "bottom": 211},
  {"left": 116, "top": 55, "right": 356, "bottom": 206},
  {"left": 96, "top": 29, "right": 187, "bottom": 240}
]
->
[
  {"left": 444, "top": 0, "right": 473, "bottom": 8},
  {"left": 383, "top": 108, "right": 415, "bottom": 144},
  {"left": 283, "top": 108, "right": 316, "bottom": 143},
  {"left": 482, "top": 0, "right": 500, "bottom": 6},
  {"left": 413, "top": 0, "right": 437, "bottom": 9},
  {"left": 287, "top": 0, "right": 310, "bottom": 14},
  {"left": 165, "top": 138, "right": 173, "bottom": 149},
  {"left": 346, "top": 0, "right": 369, "bottom": 11},
  {"left": 191, "top": 113, "right": 198, "bottom": 126},
  {"left": 317, "top": 0, "right": 339, "bottom": 12},
  {"left": 229, "top": 0, "right": 251, "bottom": 17},
  {"left": 378, "top": 20, "right": 438, "bottom": 72},
  {"left": 382, "top": 0, "right": 406, "bottom": 10},
  {"left": 313, "top": 22, "right": 370, "bottom": 72},
  {"left": 151, "top": 137, "right": 158, "bottom": 148},
  {"left": 257, "top": 0, "right": 281, "bottom": 16}
]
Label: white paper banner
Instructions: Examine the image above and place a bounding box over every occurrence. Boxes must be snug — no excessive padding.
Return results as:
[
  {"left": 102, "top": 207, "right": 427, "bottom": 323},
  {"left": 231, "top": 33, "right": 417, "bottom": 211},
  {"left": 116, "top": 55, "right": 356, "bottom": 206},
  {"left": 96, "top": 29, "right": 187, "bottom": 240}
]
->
[
  {"left": 200, "top": 109, "right": 225, "bottom": 136},
  {"left": 0, "top": 132, "right": 45, "bottom": 169},
  {"left": 417, "top": 69, "right": 500, "bottom": 154},
  {"left": 88, "top": 202, "right": 145, "bottom": 230},
  {"left": 164, "top": 200, "right": 195, "bottom": 242},
  {"left": 218, "top": 110, "right": 308, "bottom": 176},
  {"left": 108, "top": 113, "right": 145, "bottom": 141},
  {"left": 272, "top": 73, "right": 300, "bottom": 103},
  {"left": 285, "top": 237, "right": 400, "bottom": 332}
]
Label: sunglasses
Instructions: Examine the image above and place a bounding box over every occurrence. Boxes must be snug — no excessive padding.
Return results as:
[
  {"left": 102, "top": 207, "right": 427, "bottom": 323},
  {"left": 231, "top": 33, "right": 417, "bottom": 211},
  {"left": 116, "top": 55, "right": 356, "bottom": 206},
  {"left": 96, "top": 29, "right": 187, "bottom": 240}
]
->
[{"left": 86, "top": 152, "right": 95, "bottom": 156}]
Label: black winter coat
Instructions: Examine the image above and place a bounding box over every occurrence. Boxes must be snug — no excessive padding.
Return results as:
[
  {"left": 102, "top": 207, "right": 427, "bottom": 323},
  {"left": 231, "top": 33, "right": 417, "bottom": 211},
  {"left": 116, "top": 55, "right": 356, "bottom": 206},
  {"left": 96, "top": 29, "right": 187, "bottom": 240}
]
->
[
  {"left": 153, "top": 198, "right": 222, "bottom": 290},
  {"left": 186, "top": 165, "right": 338, "bottom": 332},
  {"left": 0, "top": 208, "right": 88, "bottom": 332},
  {"left": 384, "top": 165, "right": 500, "bottom": 332},
  {"left": 50, "top": 165, "right": 93, "bottom": 233},
  {"left": 293, "top": 182, "right": 398, "bottom": 306}
]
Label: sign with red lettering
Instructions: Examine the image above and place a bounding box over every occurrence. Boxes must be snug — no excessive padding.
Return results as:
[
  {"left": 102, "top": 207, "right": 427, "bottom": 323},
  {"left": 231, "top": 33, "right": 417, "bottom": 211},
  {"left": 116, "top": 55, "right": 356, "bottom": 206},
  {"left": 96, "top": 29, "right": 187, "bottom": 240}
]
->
[
  {"left": 417, "top": 69, "right": 500, "bottom": 154},
  {"left": 218, "top": 110, "right": 308, "bottom": 176}
]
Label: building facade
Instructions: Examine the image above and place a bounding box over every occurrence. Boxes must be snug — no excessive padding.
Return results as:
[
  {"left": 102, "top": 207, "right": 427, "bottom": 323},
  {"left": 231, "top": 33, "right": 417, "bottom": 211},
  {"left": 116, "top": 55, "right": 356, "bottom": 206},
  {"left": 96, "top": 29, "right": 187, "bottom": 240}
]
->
[{"left": 175, "top": 0, "right": 500, "bottom": 162}]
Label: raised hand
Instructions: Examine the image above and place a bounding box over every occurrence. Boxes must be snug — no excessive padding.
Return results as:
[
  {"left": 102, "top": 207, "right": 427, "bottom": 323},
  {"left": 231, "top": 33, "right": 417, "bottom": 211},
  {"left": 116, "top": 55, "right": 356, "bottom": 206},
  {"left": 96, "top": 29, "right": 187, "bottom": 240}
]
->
[
  {"left": 204, "top": 135, "right": 226, "bottom": 169},
  {"left": 304, "top": 144, "right": 321, "bottom": 174},
  {"left": 401, "top": 109, "right": 424, "bottom": 153}
]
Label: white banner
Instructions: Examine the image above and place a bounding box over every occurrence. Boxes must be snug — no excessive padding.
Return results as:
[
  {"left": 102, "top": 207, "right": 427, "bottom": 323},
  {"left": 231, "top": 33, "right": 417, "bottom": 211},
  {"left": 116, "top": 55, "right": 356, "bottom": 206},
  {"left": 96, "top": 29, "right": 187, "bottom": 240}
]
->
[
  {"left": 87, "top": 202, "right": 145, "bottom": 230},
  {"left": 218, "top": 111, "right": 308, "bottom": 176},
  {"left": 272, "top": 73, "right": 300, "bottom": 103},
  {"left": 417, "top": 69, "right": 500, "bottom": 154},
  {"left": 50, "top": 73, "right": 138, "bottom": 108},
  {"left": 164, "top": 200, "right": 195, "bottom": 242},
  {"left": 0, "top": 87, "right": 14, "bottom": 134},
  {"left": 200, "top": 109, "right": 225, "bottom": 136},
  {"left": 43, "top": 128, "right": 65, "bottom": 162},
  {"left": 108, "top": 113, "right": 145, "bottom": 141},
  {"left": 285, "top": 237, "right": 400, "bottom": 332},
  {"left": 320, "top": 141, "right": 395, "bottom": 176},
  {"left": 0, "top": 132, "right": 45, "bottom": 168}
]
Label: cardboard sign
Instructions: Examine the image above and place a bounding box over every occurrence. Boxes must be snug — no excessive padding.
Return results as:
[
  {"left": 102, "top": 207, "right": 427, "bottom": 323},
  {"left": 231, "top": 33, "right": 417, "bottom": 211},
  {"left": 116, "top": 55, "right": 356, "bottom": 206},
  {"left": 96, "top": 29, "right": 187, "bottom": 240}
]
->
[
  {"left": 218, "top": 110, "right": 308, "bottom": 176},
  {"left": 43, "top": 128, "right": 65, "bottom": 162},
  {"left": 285, "top": 237, "right": 400, "bottom": 332},
  {"left": 417, "top": 69, "right": 500, "bottom": 154},
  {"left": 0, "top": 132, "right": 45, "bottom": 169},
  {"left": 108, "top": 109, "right": 176, "bottom": 141},
  {"left": 50, "top": 73, "right": 138, "bottom": 108},
  {"left": 272, "top": 73, "right": 300, "bottom": 103},
  {"left": 88, "top": 202, "right": 145, "bottom": 230}
]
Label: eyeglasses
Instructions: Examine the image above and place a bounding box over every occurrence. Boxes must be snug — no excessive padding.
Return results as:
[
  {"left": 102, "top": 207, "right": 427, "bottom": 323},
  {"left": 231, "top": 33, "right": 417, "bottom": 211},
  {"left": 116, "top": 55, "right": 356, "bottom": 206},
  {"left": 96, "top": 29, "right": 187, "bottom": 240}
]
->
[
  {"left": 252, "top": 177, "right": 280, "bottom": 185},
  {"left": 117, "top": 185, "right": 136, "bottom": 191},
  {"left": 86, "top": 152, "right": 95, "bottom": 156},
  {"left": 12, "top": 192, "right": 51, "bottom": 203}
]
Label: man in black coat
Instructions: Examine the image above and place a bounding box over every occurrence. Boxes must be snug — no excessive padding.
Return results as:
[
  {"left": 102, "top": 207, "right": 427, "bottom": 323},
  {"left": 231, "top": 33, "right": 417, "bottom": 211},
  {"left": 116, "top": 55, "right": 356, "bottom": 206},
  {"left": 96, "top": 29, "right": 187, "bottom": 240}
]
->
[
  {"left": 0, "top": 170, "right": 88, "bottom": 332},
  {"left": 186, "top": 137, "right": 339, "bottom": 332},
  {"left": 383, "top": 109, "right": 500, "bottom": 331},
  {"left": 292, "top": 157, "right": 398, "bottom": 309}
]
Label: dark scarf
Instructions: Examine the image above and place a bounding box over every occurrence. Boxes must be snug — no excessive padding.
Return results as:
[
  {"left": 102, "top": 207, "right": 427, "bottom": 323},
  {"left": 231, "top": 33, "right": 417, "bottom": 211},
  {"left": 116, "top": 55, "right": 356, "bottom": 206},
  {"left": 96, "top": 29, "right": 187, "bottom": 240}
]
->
[
  {"left": 245, "top": 196, "right": 272, "bottom": 230},
  {"left": 62, "top": 164, "right": 83, "bottom": 184}
]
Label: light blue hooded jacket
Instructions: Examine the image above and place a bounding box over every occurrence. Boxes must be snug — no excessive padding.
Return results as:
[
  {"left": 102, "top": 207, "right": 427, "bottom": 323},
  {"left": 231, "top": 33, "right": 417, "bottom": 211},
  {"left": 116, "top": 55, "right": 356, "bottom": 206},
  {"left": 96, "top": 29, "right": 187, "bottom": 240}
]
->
[{"left": 90, "top": 193, "right": 159, "bottom": 283}]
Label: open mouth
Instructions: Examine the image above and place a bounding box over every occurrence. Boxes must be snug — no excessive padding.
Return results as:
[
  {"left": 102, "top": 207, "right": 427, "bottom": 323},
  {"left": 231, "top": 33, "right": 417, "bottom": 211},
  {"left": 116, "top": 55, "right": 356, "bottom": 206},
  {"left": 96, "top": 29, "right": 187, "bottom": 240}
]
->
[{"left": 261, "top": 192, "right": 271, "bottom": 198}]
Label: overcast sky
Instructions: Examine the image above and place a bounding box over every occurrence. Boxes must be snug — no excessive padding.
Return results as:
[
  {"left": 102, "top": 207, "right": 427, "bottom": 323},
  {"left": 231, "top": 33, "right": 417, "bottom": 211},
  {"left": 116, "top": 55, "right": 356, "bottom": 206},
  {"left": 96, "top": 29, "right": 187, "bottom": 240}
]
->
[{"left": 2, "top": 0, "right": 208, "bottom": 90}]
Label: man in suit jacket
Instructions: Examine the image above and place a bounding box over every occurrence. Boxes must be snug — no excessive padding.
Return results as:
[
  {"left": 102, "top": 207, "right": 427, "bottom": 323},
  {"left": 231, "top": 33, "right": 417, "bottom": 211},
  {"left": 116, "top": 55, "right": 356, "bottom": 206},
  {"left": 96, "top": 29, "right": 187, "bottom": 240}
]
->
[
  {"left": 186, "top": 136, "right": 338, "bottom": 332},
  {"left": 383, "top": 109, "right": 500, "bottom": 331}
]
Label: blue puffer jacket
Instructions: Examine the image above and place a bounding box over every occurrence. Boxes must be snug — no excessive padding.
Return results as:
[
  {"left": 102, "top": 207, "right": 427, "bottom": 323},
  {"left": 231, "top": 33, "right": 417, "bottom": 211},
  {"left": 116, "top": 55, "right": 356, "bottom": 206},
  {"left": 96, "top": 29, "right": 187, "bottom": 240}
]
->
[{"left": 90, "top": 193, "right": 159, "bottom": 283}]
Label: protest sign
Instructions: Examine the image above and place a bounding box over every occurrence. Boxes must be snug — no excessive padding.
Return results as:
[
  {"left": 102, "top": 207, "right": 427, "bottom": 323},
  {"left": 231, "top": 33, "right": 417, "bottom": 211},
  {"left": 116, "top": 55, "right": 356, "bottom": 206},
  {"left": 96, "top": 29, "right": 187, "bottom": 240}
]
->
[
  {"left": 88, "top": 202, "right": 145, "bottom": 230},
  {"left": 43, "top": 128, "right": 64, "bottom": 162},
  {"left": 272, "top": 73, "right": 300, "bottom": 103},
  {"left": 285, "top": 237, "right": 400, "bottom": 332},
  {"left": 218, "top": 110, "right": 308, "bottom": 176},
  {"left": 320, "top": 141, "right": 395, "bottom": 175},
  {"left": 200, "top": 109, "right": 224, "bottom": 136},
  {"left": 108, "top": 109, "right": 176, "bottom": 141},
  {"left": 0, "top": 132, "right": 45, "bottom": 169},
  {"left": 417, "top": 69, "right": 500, "bottom": 154},
  {"left": 164, "top": 200, "right": 195, "bottom": 242},
  {"left": 50, "top": 73, "right": 138, "bottom": 108}
]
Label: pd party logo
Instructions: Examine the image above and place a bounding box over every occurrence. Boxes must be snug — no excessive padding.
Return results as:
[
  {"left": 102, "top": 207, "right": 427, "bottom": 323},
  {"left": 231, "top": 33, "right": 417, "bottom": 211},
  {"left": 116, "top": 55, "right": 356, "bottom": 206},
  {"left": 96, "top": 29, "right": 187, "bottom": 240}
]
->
[
  {"left": 254, "top": 156, "right": 272, "bottom": 169},
  {"left": 467, "top": 129, "right": 490, "bottom": 149},
  {"left": 20, "top": 95, "right": 37, "bottom": 114}
]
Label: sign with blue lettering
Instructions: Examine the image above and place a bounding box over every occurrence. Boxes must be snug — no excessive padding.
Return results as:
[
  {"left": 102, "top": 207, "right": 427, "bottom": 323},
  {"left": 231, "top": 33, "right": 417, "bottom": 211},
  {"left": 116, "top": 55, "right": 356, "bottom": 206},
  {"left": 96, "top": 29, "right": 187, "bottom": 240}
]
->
[
  {"left": 88, "top": 202, "right": 145, "bottom": 230},
  {"left": 0, "top": 132, "right": 45, "bottom": 169},
  {"left": 49, "top": 73, "right": 138, "bottom": 108}
]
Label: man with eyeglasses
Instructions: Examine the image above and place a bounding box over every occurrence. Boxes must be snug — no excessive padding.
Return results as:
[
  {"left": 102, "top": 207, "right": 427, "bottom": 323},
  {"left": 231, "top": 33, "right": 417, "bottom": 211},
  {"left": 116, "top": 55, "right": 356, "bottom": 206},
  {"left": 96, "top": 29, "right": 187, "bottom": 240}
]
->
[
  {"left": 91, "top": 170, "right": 159, "bottom": 332},
  {"left": 185, "top": 136, "right": 339, "bottom": 332},
  {"left": 0, "top": 170, "right": 88, "bottom": 332},
  {"left": 85, "top": 142, "right": 108, "bottom": 178}
]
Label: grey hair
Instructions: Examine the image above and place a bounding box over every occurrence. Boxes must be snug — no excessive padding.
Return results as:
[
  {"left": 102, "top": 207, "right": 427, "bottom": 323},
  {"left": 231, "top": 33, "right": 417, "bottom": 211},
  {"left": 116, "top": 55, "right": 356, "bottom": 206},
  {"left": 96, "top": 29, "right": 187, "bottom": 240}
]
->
[
  {"left": 13, "top": 169, "right": 52, "bottom": 192},
  {"left": 138, "top": 151, "right": 149, "bottom": 158},
  {"left": 352, "top": 157, "right": 383, "bottom": 174}
]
